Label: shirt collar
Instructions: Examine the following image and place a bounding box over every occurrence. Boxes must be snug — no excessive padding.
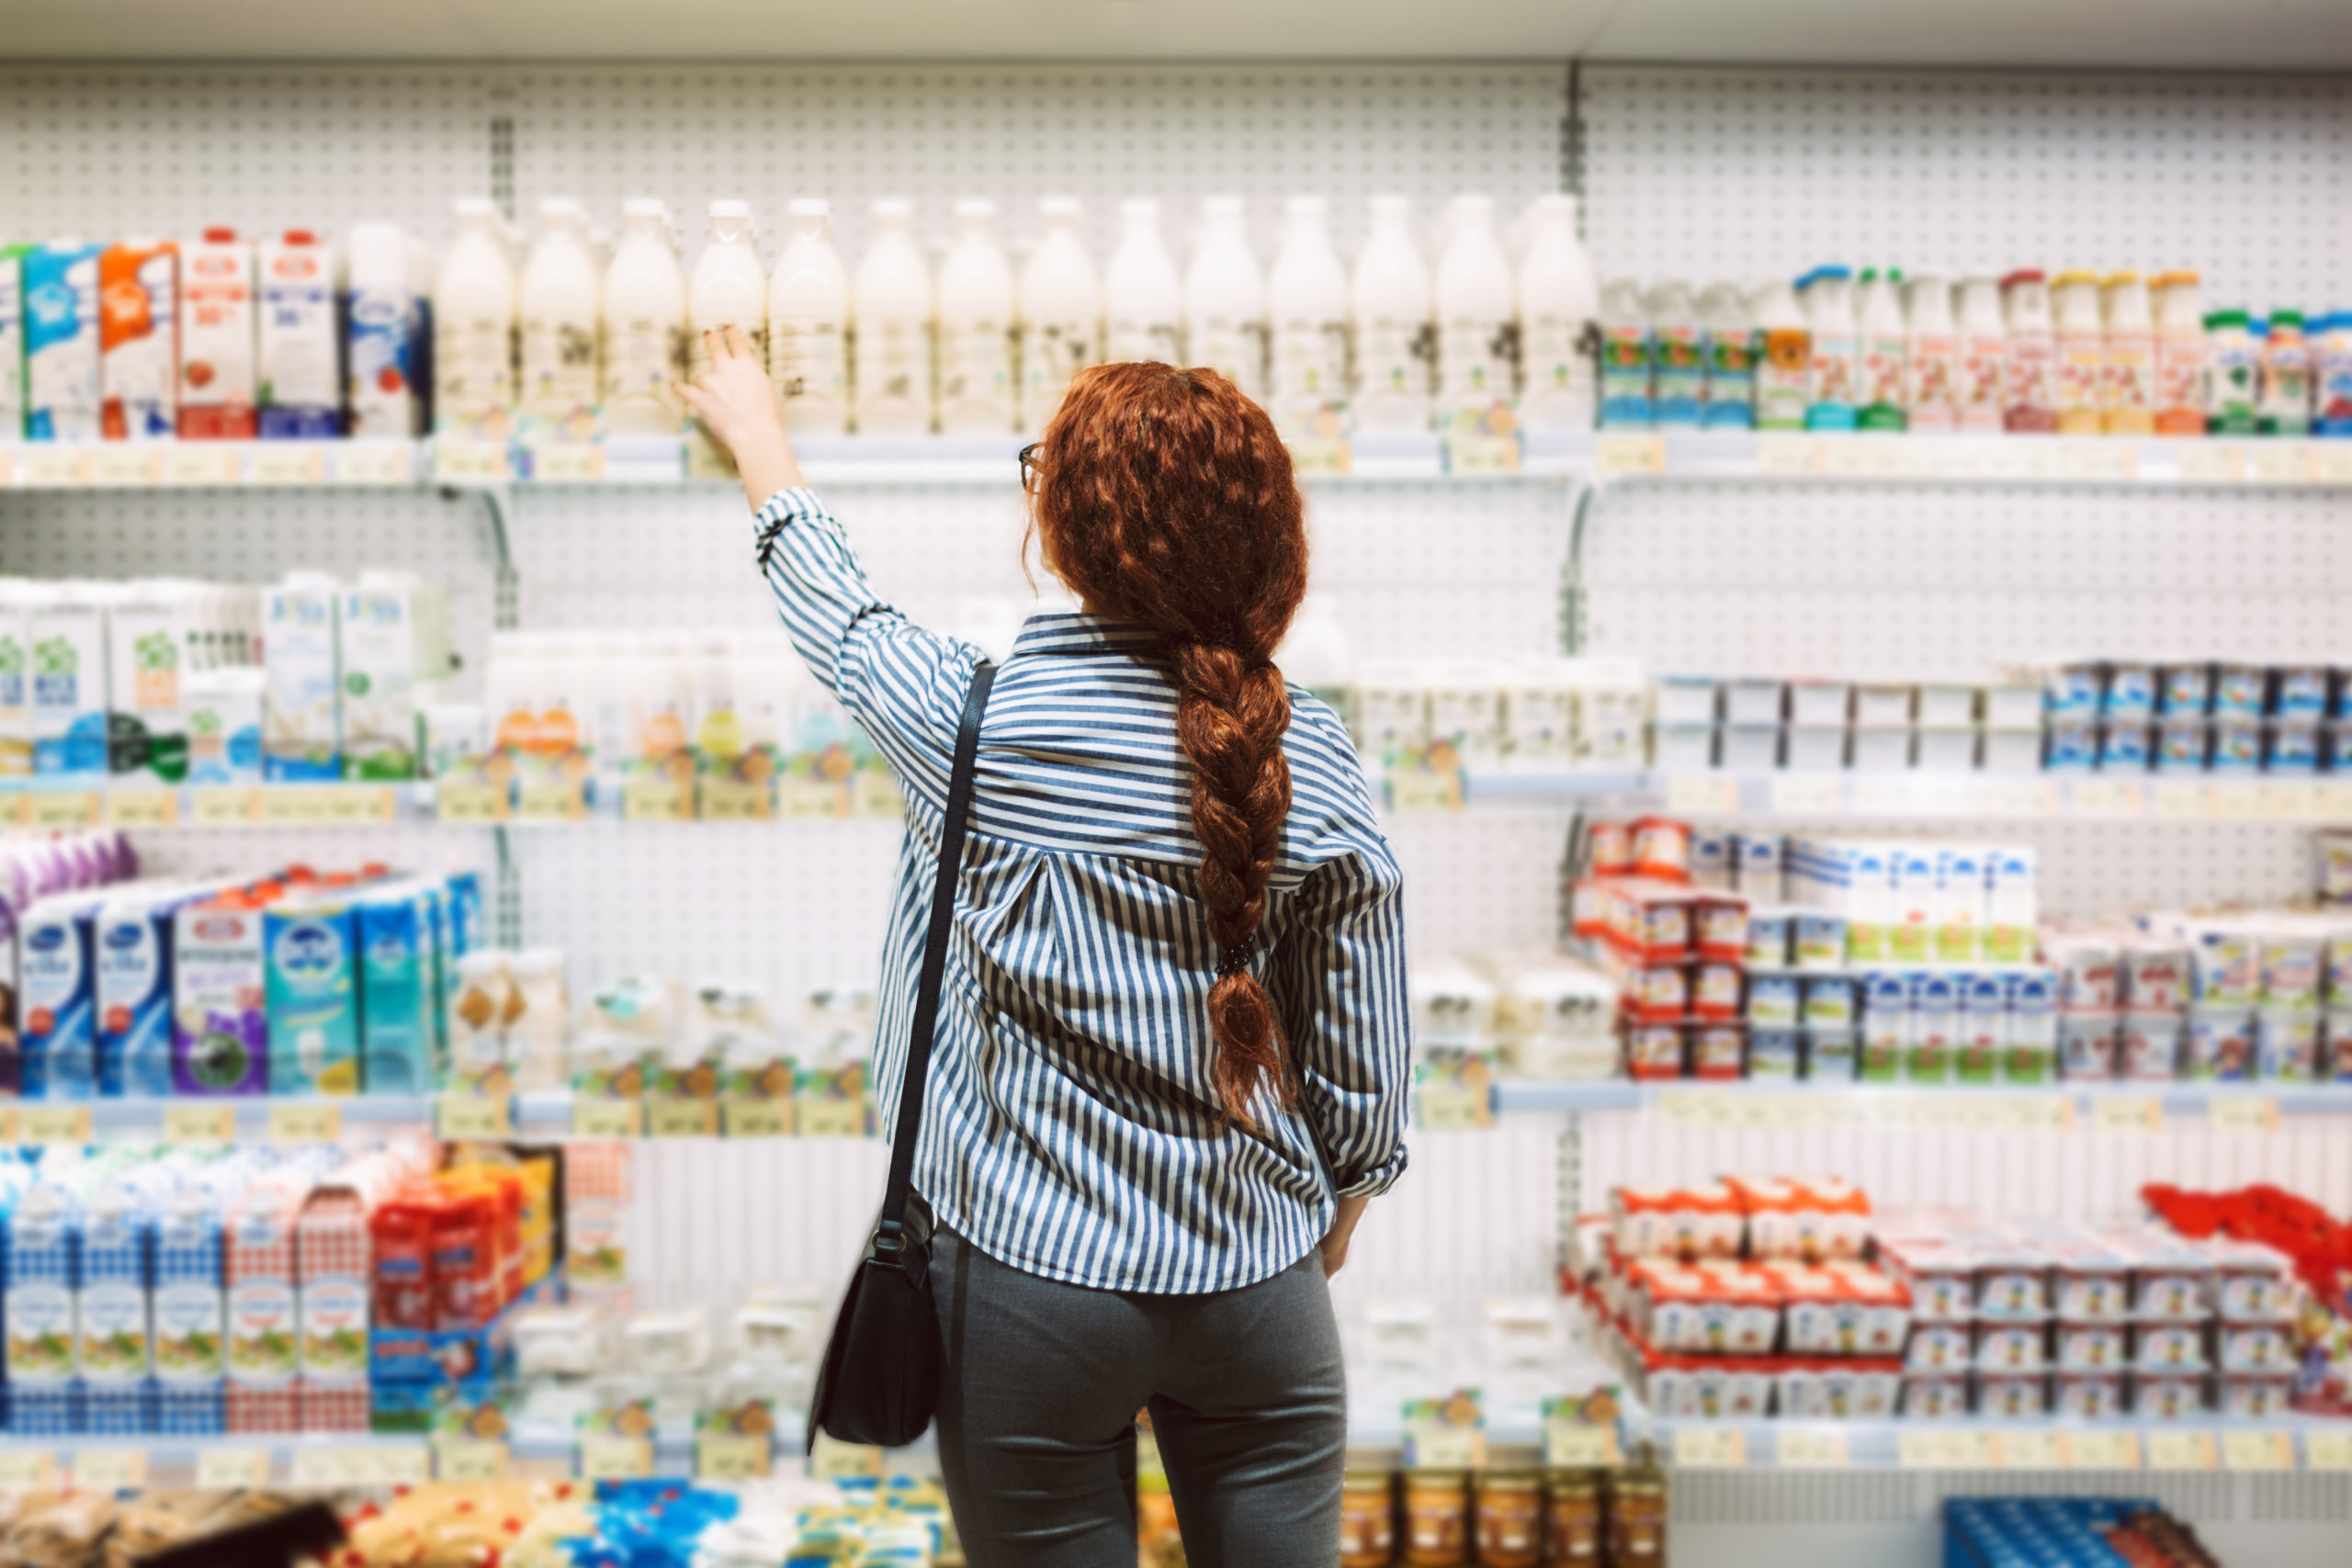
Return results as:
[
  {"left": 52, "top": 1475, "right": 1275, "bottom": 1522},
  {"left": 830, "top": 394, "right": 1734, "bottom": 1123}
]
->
[{"left": 1010, "top": 611, "right": 1166, "bottom": 659}]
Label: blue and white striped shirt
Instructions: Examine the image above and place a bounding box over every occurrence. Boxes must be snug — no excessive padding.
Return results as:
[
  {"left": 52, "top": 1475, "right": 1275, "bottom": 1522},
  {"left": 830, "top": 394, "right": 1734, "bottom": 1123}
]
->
[{"left": 753, "top": 486, "right": 1412, "bottom": 1293}]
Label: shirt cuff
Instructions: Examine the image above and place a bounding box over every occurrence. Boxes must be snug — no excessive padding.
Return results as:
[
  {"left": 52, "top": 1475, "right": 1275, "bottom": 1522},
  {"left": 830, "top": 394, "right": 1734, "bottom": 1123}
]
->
[
  {"left": 752, "top": 485, "right": 827, "bottom": 540},
  {"left": 1333, "top": 1144, "right": 1409, "bottom": 1201}
]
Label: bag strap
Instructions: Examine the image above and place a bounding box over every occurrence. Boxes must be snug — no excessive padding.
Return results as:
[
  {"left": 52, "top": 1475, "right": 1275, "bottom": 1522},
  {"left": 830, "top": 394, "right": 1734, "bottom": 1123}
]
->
[{"left": 875, "top": 659, "right": 996, "bottom": 1258}]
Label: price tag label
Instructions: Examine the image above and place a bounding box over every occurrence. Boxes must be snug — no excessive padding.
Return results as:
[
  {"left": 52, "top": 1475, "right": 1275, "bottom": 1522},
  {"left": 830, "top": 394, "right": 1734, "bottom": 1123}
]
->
[
  {"left": 1775, "top": 1429, "right": 1849, "bottom": 1469},
  {"left": 189, "top": 786, "right": 260, "bottom": 826},
  {"left": 194, "top": 1446, "right": 270, "bottom": 1489},
  {"left": 163, "top": 1103, "right": 239, "bottom": 1145},
  {"left": 698, "top": 778, "right": 775, "bottom": 821},
  {"left": 1770, "top": 775, "right": 1847, "bottom": 815},
  {"left": 1543, "top": 1422, "right": 1620, "bottom": 1469},
  {"left": 335, "top": 443, "right": 413, "bottom": 486},
  {"left": 269, "top": 1101, "right": 343, "bottom": 1145},
  {"left": 852, "top": 770, "right": 903, "bottom": 818},
  {"left": 165, "top": 445, "right": 242, "bottom": 486},
  {"left": 695, "top": 1432, "right": 771, "bottom": 1480},
  {"left": 29, "top": 791, "right": 101, "bottom": 829},
  {"left": 20, "top": 1106, "right": 92, "bottom": 1146},
  {"left": 1665, "top": 773, "right": 1741, "bottom": 815},
  {"left": 797, "top": 1095, "right": 868, "bottom": 1138},
  {"left": 1898, "top": 1429, "right": 1994, "bottom": 1469},
  {"left": 437, "top": 781, "right": 510, "bottom": 823},
  {"left": 106, "top": 788, "right": 178, "bottom": 827},
  {"left": 2091, "top": 1096, "right": 2163, "bottom": 1133},
  {"left": 646, "top": 1098, "right": 718, "bottom": 1138},
  {"left": 0, "top": 1451, "right": 53, "bottom": 1490},
  {"left": 2247, "top": 441, "right": 2312, "bottom": 485},
  {"left": 809, "top": 1434, "right": 885, "bottom": 1479},
  {"left": 251, "top": 444, "right": 327, "bottom": 485},
  {"left": 517, "top": 780, "right": 588, "bottom": 821},
  {"left": 368, "top": 1445, "right": 433, "bottom": 1485},
  {"left": 92, "top": 446, "right": 162, "bottom": 487},
  {"left": 71, "top": 1448, "right": 147, "bottom": 1491},
  {"left": 1671, "top": 1427, "right": 1747, "bottom": 1469},
  {"left": 2314, "top": 443, "right": 2352, "bottom": 485},
  {"left": 1754, "top": 434, "right": 1817, "bottom": 475},
  {"left": 2057, "top": 440, "right": 2138, "bottom": 481},
  {"left": 1416, "top": 1082, "right": 1495, "bottom": 1130},
  {"left": 2210, "top": 1095, "right": 2279, "bottom": 1134},
  {"left": 2209, "top": 783, "right": 2267, "bottom": 820},
  {"left": 2175, "top": 443, "right": 2244, "bottom": 484},
  {"left": 436, "top": 1094, "right": 514, "bottom": 1141},
  {"left": 2069, "top": 778, "right": 2144, "bottom": 818},
  {"left": 722, "top": 1098, "right": 790, "bottom": 1138},
  {"left": 1405, "top": 1422, "right": 1486, "bottom": 1471},
  {"left": 20, "top": 446, "right": 92, "bottom": 487},
  {"left": 526, "top": 442, "right": 605, "bottom": 483},
  {"left": 571, "top": 1097, "right": 643, "bottom": 1139},
  {"left": 622, "top": 776, "right": 693, "bottom": 821},
  {"left": 1386, "top": 767, "right": 1463, "bottom": 814},
  {"left": 577, "top": 1436, "right": 653, "bottom": 1481},
  {"left": 434, "top": 1438, "right": 507, "bottom": 1482},
  {"left": 1594, "top": 433, "right": 1666, "bottom": 474},
  {"left": 1819, "top": 435, "right": 1903, "bottom": 478},
  {"left": 2221, "top": 1430, "right": 2293, "bottom": 1472},
  {"left": 1284, "top": 437, "right": 1352, "bottom": 477},
  {"left": 2305, "top": 1429, "right": 2352, "bottom": 1471},
  {"left": 1976, "top": 778, "right": 2060, "bottom": 817},
  {"left": 1996, "top": 1431, "right": 2062, "bottom": 1470},
  {"left": 1444, "top": 434, "right": 1521, "bottom": 474},
  {"left": 288, "top": 1448, "right": 360, "bottom": 1488},
  {"left": 2063, "top": 1430, "right": 2143, "bottom": 1471},
  {"left": 2151, "top": 780, "right": 2211, "bottom": 819},
  {"left": 2146, "top": 1430, "right": 2217, "bottom": 1472},
  {"left": 2320, "top": 780, "right": 2352, "bottom": 823},
  {"left": 2258, "top": 780, "right": 2321, "bottom": 820},
  {"left": 434, "top": 439, "right": 512, "bottom": 484}
]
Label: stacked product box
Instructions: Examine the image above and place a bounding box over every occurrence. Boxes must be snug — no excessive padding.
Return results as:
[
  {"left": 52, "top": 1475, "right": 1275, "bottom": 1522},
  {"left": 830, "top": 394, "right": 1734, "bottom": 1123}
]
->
[
  {"left": 1575, "top": 818, "right": 1751, "bottom": 1079},
  {"left": 1945, "top": 1498, "right": 2226, "bottom": 1568},
  {"left": 1650, "top": 673, "right": 2042, "bottom": 775},
  {"left": 2041, "top": 659, "right": 2352, "bottom": 775}
]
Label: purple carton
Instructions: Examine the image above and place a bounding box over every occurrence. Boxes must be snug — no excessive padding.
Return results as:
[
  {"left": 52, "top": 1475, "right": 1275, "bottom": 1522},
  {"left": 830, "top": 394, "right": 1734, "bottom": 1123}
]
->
[{"left": 171, "top": 896, "right": 268, "bottom": 1095}]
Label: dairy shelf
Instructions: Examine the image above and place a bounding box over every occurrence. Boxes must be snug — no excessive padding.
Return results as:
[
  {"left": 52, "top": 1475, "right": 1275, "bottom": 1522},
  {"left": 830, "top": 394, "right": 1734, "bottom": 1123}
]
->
[
  {"left": 1492, "top": 1079, "right": 2352, "bottom": 1122},
  {"left": 1655, "top": 772, "right": 2352, "bottom": 824},
  {"left": 1647, "top": 1416, "right": 2352, "bottom": 1474}
]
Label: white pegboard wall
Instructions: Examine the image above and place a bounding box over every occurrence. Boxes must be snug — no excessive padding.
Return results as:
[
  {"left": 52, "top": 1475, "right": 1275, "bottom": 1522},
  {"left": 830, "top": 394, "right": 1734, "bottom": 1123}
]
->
[
  {"left": 1584, "top": 67, "right": 2352, "bottom": 310},
  {"left": 1581, "top": 484, "right": 2352, "bottom": 677},
  {"left": 125, "top": 822, "right": 495, "bottom": 885}
]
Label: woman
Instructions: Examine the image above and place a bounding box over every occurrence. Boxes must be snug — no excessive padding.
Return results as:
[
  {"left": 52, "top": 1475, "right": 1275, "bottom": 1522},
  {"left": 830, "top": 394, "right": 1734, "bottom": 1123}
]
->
[{"left": 682, "top": 327, "right": 1411, "bottom": 1566}]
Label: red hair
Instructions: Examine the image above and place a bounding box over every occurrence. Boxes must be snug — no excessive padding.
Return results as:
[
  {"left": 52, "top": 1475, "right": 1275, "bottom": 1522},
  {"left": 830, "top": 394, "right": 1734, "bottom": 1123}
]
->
[{"left": 1030, "top": 363, "right": 1309, "bottom": 1129}]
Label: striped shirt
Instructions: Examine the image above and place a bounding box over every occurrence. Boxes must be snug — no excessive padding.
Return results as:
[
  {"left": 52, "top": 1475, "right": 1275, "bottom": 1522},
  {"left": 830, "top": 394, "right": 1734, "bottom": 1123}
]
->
[{"left": 753, "top": 486, "right": 1412, "bottom": 1293}]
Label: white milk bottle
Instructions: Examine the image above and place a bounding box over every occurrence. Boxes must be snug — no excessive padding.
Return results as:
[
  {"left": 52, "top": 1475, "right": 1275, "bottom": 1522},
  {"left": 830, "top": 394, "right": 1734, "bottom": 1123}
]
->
[
  {"left": 687, "top": 201, "right": 768, "bottom": 470},
  {"left": 1019, "top": 197, "right": 1100, "bottom": 433},
  {"left": 518, "top": 197, "right": 602, "bottom": 445},
  {"left": 1183, "top": 197, "right": 1265, "bottom": 400},
  {"left": 2051, "top": 270, "right": 2106, "bottom": 434},
  {"left": 1904, "top": 275, "right": 1961, "bottom": 433},
  {"left": 767, "top": 199, "right": 849, "bottom": 438},
  {"left": 1856, "top": 267, "right": 1909, "bottom": 432},
  {"left": 1432, "top": 194, "right": 1516, "bottom": 435},
  {"left": 1799, "top": 265, "right": 1859, "bottom": 430},
  {"left": 1597, "top": 278, "right": 1653, "bottom": 426},
  {"left": 1351, "top": 196, "right": 1433, "bottom": 434},
  {"left": 1750, "top": 276, "right": 1809, "bottom": 432},
  {"left": 602, "top": 198, "right": 688, "bottom": 440},
  {"left": 433, "top": 198, "right": 517, "bottom": 441},
  {"left": 1103, "top": 198, "right": 1182, "bottom": 367},
  {"left": 1514, "top": 194, "right": 1599, "bottom": 433},
  {"left": 2101, "top": 272, "right": 2157, "bottom": 436},
  {"left": 935, "top": 199, "right": 1016, "bottom": 434},
  {"left": 345, "top": 222, "right": 422, "bottom": 439},
  {"left": 1644, "top": 279, "right": 1702, "bottom": 430},
  {"left": 2000, "top": 269, "right": 2058, "bottom": 433},
  {"left": 2151, "top": 271, "right": 2206, "bottom": 437},
  {"left": 1696, "top": 282, "right": 1754, "bottom": 429},
  {"left": 854, "top": 198, "right": 934, "bottom": 436},
  {"left": 1954, "top": 275, "right": 2007, "bottom": 433},
  {"left": 1266, "top": 196, "right": 1351, "bottom": 443}
]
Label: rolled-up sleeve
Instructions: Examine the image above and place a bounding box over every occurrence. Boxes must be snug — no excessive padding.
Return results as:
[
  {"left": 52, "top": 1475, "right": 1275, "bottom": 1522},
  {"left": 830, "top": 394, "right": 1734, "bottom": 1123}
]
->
[
  {"left": 1272, "top": 840, "right": 1413, "bottom": 1200},
  {"left": 752, "top": 486, "right": 981, "bottom": 811}
]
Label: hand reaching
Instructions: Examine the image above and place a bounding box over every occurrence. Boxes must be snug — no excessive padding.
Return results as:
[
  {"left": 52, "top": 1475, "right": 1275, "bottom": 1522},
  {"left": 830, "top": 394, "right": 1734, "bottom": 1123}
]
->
[{"left": 675, "top": 324, "right": 805, "bottom": 509}]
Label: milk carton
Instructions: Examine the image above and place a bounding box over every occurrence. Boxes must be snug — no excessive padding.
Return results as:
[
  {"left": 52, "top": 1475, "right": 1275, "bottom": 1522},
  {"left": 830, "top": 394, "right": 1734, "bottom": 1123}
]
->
[
  {"left": 22, "top": 243, "right": 102, "bottom": 440},
  {"left": 105, "top": 582, "right": 191, "bottom": 784},
  {"left": 172, "top": 894, "right": 269, "bottom": 1095},
  {"left": 339, "top": 571, "right": 446, "bottom": 781},
  {"left": 28, "top": 589, "right": 110, "bottom": 779},
  {"left": 5, "top": 1184, "right": 82, "bottom": 1436},
  {"left": 184, "top": 666, "right": 264, "bottom": 785},
  {"left": 153, "top": 1188, "right": 227, "bottom": 1434},
  {"left": 295, "top": 1179, "right": 372, "bottom": 1430},
  {"left": 262, "top": 574, "right": 339, "bottom": 781},
  {"left": 225, "top": 1181, "right": 303, "bottom": 1433},
  {"left": 257, "top": 231, "right": 342, "bottom": 437},
  {"left": 178, "top": 229, "right": 257, "bottom": 438},
  {"left": 0, "top": 580, "right": 32, "bottom": 776},
  {"left": 20, "top": 889, "right": 104, "bottom": 1098},
  {"left": 265, "top": 888, "right": 362, "bottom": 1095},
  {"left": 98, "top": 240, "right": 178, "bottom": 440},
  {"left": 98, "top": 881, "right": 211, "bottom": 1097},
  {"left": 356, "top": 878, "right": 440, "bottom": 1094},
  {"left": 78, "top": 1184, "right": 155, "bottom": 1434},
  {"left": 0, "top": 244, "right": 27, "bottom": 439},
  {"left": 345, "top": 222, "right": 424, "bottom": 439}
]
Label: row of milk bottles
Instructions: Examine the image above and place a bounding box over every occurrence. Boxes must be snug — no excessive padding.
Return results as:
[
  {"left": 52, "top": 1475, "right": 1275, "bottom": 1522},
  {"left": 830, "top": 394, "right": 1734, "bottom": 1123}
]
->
[{"left": 431, "top": 192, "right": 1601, "bottom": 444}]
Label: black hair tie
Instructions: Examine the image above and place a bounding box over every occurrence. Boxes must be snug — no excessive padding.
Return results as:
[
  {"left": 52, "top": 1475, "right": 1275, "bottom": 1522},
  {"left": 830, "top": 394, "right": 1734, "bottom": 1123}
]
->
[{"left": 1215, "top": 936, "right": 1256, "bottom": 978}]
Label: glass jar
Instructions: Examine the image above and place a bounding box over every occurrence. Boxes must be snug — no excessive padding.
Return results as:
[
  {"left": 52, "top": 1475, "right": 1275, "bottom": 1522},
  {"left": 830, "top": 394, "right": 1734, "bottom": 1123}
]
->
[
  {"left": 1401, "top": 1470, "right": 1470, "bottom": 1566},
  {"left": 1544, "top": 1470, "right": 1604, "bottom": 1562},
  {"left": 1340, "top": 1471, "right": 1396, "bottom": 1567},
  {"left": 1604, "top": 1468, "right": 1668, "bottom": 1566},
  {"left": 1474, "top": 1471, "right": 1543, "bottom": 1567}
]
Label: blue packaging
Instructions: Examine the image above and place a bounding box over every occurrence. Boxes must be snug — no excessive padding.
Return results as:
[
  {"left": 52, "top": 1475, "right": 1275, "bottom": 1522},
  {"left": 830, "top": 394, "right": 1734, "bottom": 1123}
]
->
[
  {"left": 1746, "top": 971, "right": 1800, "bottom": 1028},
  {"left": 18, "top": 891, "right": 103, "bottom": 1099},
  {"left": 2212, "top": 663, "right": 2267, "bottom": 717},
  {"left": 2268, "top": 720, "right": 2322, "bottom": 773},
  {"left": 2098, "top": 723, "right": 2151, "bottom": 772},
  {"left": 2274, "top": 666, "right": 2330, "bottom": 717},
  {"left": 5, "top": 1183, "right": 82, "bottom": 1436},
  {"left": 2102, "top": 662, "right": 2156, "bottom": 720},
  {"left": 2157, "top": 663, "right": 2211, "bottom": 715},
  {"left": 2043, "top": 662, "right": 2104, "bottom": 716},
  {"left": 264, "top": 891, "right": 362, "bottom": 1095},
  {"left": 356, "top": 879, "right": 440, "bottom": 1094},
  {"left": 1800, "top": 1027, "right": 1854, "bottom": 1080},
  {"left": 152, "top": 1188, "right": 224, "bottom": 1436},
  {"left": 1801, "top": 974, "right": 1857, "bottom": 1027},
  {"left": 21, "top": 243, "right": 102, "bottom": 441},
  {"left": 96, "top": 883, "right": 209, "bottom": 1097},
  {"left": 1747, "top": 1026, "right": 1800, "bottom": 1077},
  {"left": 77, "top": 1187, "right": 153, "bottom": 1435},
  {"left": 2045, "top": 717, "right": 2098, "bottom": 770},
  {"left": 2154, "top": 716, "right": 2209, "bottom": 772},
  {"left": 2211, "top": 718, "right": 2264, "bottom": 771},
  {"left": 2328, "top": 724, "right": 2352, "bottom": 772}
]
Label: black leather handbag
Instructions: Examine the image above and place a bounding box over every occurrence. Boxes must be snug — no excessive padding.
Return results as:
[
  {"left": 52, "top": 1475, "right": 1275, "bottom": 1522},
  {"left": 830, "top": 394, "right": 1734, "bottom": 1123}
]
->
[{"left": 808, "top": 659, "right": 995, "bottom": 1450}]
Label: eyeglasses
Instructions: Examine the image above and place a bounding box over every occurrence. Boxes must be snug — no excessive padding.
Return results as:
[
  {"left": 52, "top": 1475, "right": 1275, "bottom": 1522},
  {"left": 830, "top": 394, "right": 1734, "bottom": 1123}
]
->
[{"left": 1019, "top": 442, "right": 1042, "bottom": 494}]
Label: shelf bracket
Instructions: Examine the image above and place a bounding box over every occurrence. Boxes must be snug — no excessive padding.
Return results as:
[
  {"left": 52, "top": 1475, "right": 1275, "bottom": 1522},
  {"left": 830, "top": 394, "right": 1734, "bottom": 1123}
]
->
[{"left": 1560, "top": 479, "right": 1596, "bottom": 657}]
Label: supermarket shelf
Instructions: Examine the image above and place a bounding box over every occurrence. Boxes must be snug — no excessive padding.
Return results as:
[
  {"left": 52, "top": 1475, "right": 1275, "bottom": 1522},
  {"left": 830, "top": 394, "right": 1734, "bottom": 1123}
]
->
[
  {"left": 0, "top": 781, "right": 445, "bottom": 831},
  {"left": 0, "top": 1090, "right": 874, "bottom": 1148},
  {"left": 1492, "top": 1079, "right": 2352, "bottom": 1121},
  {"left": 1596, "top": 431, "right": 2352, "bottom": 488},
  {"left": 1647, "top": 1416, "right": 2352, "bottom": 1473},
  {"left": 0, "top": 1432, "right": 431, "bottom": 1490},
  {"left": 1655, "top": 771, "right": 2352, "bottom": 824}
]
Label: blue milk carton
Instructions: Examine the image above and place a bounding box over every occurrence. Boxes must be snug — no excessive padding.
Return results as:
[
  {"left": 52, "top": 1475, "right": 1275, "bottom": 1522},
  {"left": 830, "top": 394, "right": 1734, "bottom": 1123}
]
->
[
  {"left": 356, "top": 879, "right": 439, "bottom": 1095},
  {"left": 76, "top": 1182, "right": 153, "bottom": 1435},
  {"left": 97, "top": 881, "right": 219, "bottom": 1097},
  {"left": 152, "top": 1185, "right": 225, "bottom": 1435},
  {"left": 264, "top": 889, "right": 361, "bottom": 1095},
  {"left": 6, "top": 1182, "right": 82, "bottom": 1435},
  {"left": 22, "top": 243, "right": 102, "bottom": 441},
  {"left": 18, "top": 890, "right": 105, "bottom": 1099}
]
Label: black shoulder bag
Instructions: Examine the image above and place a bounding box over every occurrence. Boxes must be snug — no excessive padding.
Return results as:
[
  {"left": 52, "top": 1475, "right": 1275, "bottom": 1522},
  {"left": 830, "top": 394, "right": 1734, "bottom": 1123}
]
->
[{"left": 808, "top": 658, "right": 996, "bottom": 1450}]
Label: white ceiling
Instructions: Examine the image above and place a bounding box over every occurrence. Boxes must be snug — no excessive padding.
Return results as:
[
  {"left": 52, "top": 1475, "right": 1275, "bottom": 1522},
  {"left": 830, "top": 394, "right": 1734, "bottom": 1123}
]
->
[{"left": 1, "top": 0, "right": 2347, "bottom": 68}]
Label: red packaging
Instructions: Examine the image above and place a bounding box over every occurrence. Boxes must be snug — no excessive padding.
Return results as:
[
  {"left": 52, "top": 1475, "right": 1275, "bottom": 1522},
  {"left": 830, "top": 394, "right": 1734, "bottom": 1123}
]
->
[
  {"left": 1690, "top": 1021, "right": 1744, "bottom": 1079},
  {"left": 1588, "top": 818, "right": 1636, "bottom": 877},
  {"left": 1632, "top": 818, "right": 1693, "bottom": 881},
  {"left": 1690, "top": 962, "right": 1744, "bottom": 1021},
  {"left": 430, "top": 1187, "right": 501, "bottom": 1332},
  {"left": 368, "top": 1189, "right": 441, "bottom": 1331},
  {"left": 1624, "top": 1020, "right": 1686, "bottom": 1080},
  {"left": 1691, "top": 895, "right": 1750, "bottom": 962}
]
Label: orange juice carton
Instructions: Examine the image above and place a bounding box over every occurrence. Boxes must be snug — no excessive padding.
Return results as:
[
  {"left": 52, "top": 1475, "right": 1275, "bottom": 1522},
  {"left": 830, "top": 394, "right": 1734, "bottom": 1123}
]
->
[{"left": 99, "top": 239, "right": 178, "bottom": 439}]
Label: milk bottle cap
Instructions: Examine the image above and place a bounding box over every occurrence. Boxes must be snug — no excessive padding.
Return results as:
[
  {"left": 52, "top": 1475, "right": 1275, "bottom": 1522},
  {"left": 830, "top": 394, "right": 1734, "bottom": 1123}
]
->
[{"left": 788, "top": 197, "right": 831, "bottom": 220}]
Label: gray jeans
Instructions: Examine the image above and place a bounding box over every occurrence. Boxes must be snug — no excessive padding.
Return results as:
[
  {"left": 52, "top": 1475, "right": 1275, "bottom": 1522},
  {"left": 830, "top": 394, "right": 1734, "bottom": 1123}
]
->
[{"left": 928, "top": 1225, "right": 1346, "bottom": 1568}]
